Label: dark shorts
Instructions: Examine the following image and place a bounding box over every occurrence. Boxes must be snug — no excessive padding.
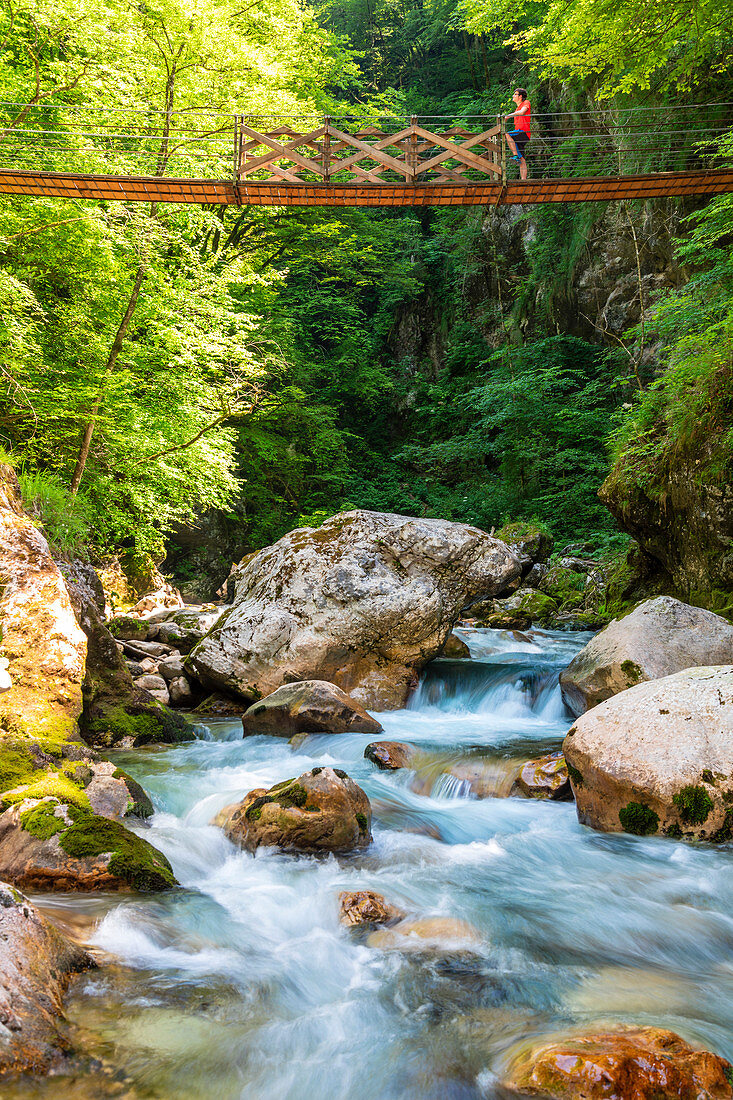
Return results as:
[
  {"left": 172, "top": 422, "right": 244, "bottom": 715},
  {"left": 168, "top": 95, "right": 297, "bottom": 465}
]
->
[{"left": 507, "top": 129, "right": 529, "bottom": 156}]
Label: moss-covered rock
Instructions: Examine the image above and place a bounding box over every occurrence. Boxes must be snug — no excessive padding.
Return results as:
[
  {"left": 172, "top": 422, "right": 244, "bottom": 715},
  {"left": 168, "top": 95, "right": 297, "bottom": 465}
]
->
[
  {"left": 0, "top": 798, "right": 176, "bottom": 892},
  {"left": 216, "top": 766, "right": 372, "bottom": 854},
  {"left": 108, "top": 615, "right": 150, "bottom": 642},
  {"left": 495, "top": 521, "right": 554, "bottom": 566},
  {"left": 481, "top": 588, "right": 559, "bottom": 628},
  {"left": 76, "top": 598, "right": 194, "bottom": 747}
]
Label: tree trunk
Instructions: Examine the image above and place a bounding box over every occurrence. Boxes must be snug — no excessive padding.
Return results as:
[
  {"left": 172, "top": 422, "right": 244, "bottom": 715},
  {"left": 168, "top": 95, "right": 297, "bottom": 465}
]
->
[{"left": 69, "top": 262, "right": 147, "bottom": 495}]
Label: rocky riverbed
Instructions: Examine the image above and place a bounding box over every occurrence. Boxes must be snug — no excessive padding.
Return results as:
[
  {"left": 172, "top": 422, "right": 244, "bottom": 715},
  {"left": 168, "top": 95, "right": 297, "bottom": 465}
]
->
[{"left": 2, "top": 478, "right": 733, "bottom": 1097}]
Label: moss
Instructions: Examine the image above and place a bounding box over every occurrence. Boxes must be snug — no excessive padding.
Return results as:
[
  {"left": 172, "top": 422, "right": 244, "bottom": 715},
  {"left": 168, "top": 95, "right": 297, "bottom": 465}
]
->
[
  {"left": 619, "top": 801, "right": 659, "bottom": 836},
  {"left": 112, "top": 769, "right": 154, "bottom": 818},
  {"left": 248, "top": 807, "right": 262, "bottom": 821},
  {"left": 712, "top": 810, "right": 733, "bottom": 844},
  {"left": 355, "top": 812, "right": 368, "bottom": 834},
  {"left": 245, "top": 795, "right": 272, "bottom": 820},
  {"left": 334, "top": 768, "right": 348, "bottom": 780},
  {"left": 702, "top": 769, "right": 716, "bottom": 785},
  {"left": 2, "top": 771, "right": 91, "bottom": 811},
  {"left": 673, "top": 784, "right": 714, "bottom": 825},
  {"left": 20, "top": 800, "right": 67, "bottom": 840},
  {"left": 59, "top": 816, "right": 176, "bottom": 890},
  {"left": 108, "top": 616, "right": 149, "bottom": 642},
  {"left": 0, "top": 743, "right": 35, "bottom": 792},
  {"left": 566, "top": 762, "right": 583, "bottom": 786},
  {"left": 85, "top": 704, "right": 192, "bottom": 748},
  {"left": 664, "top": 821, "right": 682, "bottom": 839},
  {"left": 273, "top": 783, "right": 307, "bottom": 809},
  {"left": 620, "top": 660, "right": 644, "bottom": 684},
  {"left": 724, "top": 1066, "right": 733, "bottom": 1088}
]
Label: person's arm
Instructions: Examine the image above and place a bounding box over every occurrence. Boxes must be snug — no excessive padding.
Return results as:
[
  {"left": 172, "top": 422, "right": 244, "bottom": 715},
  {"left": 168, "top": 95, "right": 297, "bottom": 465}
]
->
[{"left": 514, "top": 102, "right": 530, "bottom": 117}]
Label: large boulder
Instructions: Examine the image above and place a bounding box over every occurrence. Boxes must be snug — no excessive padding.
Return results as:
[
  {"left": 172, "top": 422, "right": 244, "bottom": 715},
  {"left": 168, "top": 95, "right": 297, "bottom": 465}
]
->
[
  {"left": 503, "top": 1026, "right": 733, "bottom": 1099},
  {"left": 0, "top": 464, "right": 87, "bottom": 740},
  {"left": 188, "top": 510, "right": 520, "bottom": 709},
  {"left": 364, "top": 741, "right": 417, "bottom": 770},
  {"left": 0, "top": 881, "right": 94, "bottom": 1075},
  {"left": 242, "top": 680, "right": 383, "bottom": 738},
  {"left": 563, "top": 666, "right": 733, "bottom": 840},
  {"left": 216, "top": 767, "right": 372, "bottom": 854},
  {"left": 560, "top": 596, "right": 733, "bottom": 716},
  {"left": 0, "top": 798, "right": 177, "bottom": 891}
]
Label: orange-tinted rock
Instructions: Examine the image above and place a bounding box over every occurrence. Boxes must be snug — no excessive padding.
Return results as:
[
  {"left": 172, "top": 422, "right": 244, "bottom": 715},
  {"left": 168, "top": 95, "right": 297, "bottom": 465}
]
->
[
  {"left": 338, "top": 890, "right": 405, "bottom": 928},
  {"left": 243, "top": 680, "right": 383, "bottom": 738},
  {"left": 504, "top": 1026, "right": 733, "bottom": 1098},
  {"left": 442, "top": 633, "right": 471, "bottom": 659},
  {"left": 217, "top": 766, "right": 372, "bottom": 854},
  {"left": 364, "top": 741, "right": 416, "bottom": 770},
  {"left": 513, "top": 752, "right": 572, "bottom": 801},
  {"left": 0, "top": 880, "right": 93, "bottom": 1075}
]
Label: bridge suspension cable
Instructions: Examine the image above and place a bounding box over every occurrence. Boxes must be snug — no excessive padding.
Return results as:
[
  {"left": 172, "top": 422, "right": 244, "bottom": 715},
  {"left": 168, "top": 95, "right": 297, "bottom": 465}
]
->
[{"left": 0, "top": 102, "right": 731, "bottom": 206}]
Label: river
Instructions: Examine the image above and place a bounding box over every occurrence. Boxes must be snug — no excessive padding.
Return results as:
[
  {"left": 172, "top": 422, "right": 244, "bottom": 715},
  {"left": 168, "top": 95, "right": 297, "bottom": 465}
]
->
[{"left": 13, "top": 626, "right": 733, "bottom": 1098}]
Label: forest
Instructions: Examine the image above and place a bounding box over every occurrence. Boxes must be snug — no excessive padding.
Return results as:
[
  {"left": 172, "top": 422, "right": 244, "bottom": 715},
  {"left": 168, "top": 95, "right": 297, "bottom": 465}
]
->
[{"left": 0, "top": 0, "right": 731, "bottom": 605}]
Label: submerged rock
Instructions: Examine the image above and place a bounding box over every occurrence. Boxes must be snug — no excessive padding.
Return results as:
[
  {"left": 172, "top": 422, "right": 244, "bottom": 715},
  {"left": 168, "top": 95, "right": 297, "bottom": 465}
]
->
[
  {"left": 441, "top": 632, "right": 471, "bottom": 659},
  {"left": 559, "top": 596, "right": 733, "bottom": 716},
  {"left": 339, "top": 890, "right": 405, "bottom": 928},
  {"left": 188, "top": 510, "right": 520, "bottom": 709},
  {"left": 367, "top": 916, "right": 481, "bottom": 953},
  {"left": 0, "top": 881, "right": 94, "bottom": 1075},
  {"left": 563, "top": 666, "right": 733, "bottom": 840},
  {"left": 503, "top": 1026, "right": 733, "bottom": 1098},
  {"left": 512, "top": 752, "right": 572, "bottom": 801},
  {"left": 0, "top": 799, "right": 177, "bottom": 891},
  {"left": 364, "top": 741, "right": 417, "bottom": 770},
  {"left": 217, "top": 767, "right": 372, "bottom": 854},
  {"left": 242, "top": 680, "right": 383, "bottom": 738}
]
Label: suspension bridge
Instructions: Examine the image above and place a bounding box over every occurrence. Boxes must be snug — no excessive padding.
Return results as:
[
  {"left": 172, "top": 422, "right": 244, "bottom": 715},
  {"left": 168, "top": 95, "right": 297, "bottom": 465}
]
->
[{"left": 1, "top": 102, "right": 732, "bottom": 207}]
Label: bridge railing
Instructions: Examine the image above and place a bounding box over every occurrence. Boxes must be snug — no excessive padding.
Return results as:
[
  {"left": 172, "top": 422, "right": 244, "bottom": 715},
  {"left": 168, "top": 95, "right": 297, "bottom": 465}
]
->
[{"left": 0, "top": 102, "right": 731, "bottom": 186}]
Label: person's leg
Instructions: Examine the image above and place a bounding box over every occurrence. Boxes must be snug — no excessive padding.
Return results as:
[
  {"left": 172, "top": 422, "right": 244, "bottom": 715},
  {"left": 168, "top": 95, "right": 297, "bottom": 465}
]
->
[
  {"left": 505, "top": 132, "right": 518, "bottom": 157},
  {"left": 519, "top": 155, "right": 528, "bottom": 180}
]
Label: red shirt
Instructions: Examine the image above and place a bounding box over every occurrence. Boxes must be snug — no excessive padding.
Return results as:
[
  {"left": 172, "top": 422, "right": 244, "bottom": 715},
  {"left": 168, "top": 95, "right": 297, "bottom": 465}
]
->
[{"left": 516, "top": 102, "right": 530, "bottom": 137}]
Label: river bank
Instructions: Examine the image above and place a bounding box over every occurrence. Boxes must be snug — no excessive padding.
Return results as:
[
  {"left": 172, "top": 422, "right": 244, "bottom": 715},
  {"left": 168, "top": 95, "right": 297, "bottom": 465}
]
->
[{"left": 7, "top": 625, "right": 733, "bottom": 1098}]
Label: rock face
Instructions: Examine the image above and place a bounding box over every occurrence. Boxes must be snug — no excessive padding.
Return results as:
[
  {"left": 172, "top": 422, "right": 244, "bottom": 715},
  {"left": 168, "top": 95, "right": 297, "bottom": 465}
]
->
[
  {"left": 217, "top": 767, "right": 372, "bottom": 854},
  {"left": 0, "top": 464, "right": 87, "bottom": 739},
  {"left": 601, "top": 437, "right": 733, "bottom": 603},
  {"left": 339, "top": 890, "right": 405, "bottom": 928},
  {"left": 188, "top": 510, "right": 520, "bottom": 709},
  {"left": 504, "top": 1026, "right": 733, "bottom": 1099},
  {"left": 364, "top": 741, "right": 417, "bottom": 770},
  {"left": 441, "top": 632, "right": 471, "bottom": 659},
  {"left": 0, "top": 799, "right": 177, "bottom": 891},
  {"left": 560, "top": 596, "right": 733, "bottom": 716},
  {"left": 243, "top": 680, "right": 383, "bottom": 738},
  {"left": 74, "top": 596, "right": 194, "bottom": 748},
  {"left": 0, "top": 881, "right": 94, "bottom": 1075},
  {"left": 563, "top": 666, "right": 733, "bottom": 840},
  {"left": 512, "top": 753, "right": 572, "bottom": 801}
]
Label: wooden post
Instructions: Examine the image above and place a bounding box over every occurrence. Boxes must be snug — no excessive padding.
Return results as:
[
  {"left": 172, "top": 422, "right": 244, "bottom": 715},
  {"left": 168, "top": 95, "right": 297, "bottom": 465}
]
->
[
  {"left": 323, "top": 116, "right": 331, "bottom": 183},
  {"left": 409, "top": 115, "right": 418, "bottom": 182},
  {"left": 233, "top": 115, "right": 241, "bottom": 181},
  {"left": 499, "top": 113, "right": 506, "bottom": 187}
]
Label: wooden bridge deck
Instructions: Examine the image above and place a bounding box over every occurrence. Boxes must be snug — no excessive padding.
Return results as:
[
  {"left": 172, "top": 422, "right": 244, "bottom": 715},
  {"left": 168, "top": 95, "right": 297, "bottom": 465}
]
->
[{"left": 2, "top": 167, "right": 733, "bottom": 206}]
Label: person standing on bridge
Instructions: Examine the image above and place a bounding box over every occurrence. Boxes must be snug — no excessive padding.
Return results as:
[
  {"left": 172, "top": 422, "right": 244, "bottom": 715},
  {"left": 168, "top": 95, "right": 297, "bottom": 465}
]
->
[{"left": 505, "top": 89, "right": 530, "bottom": 180}]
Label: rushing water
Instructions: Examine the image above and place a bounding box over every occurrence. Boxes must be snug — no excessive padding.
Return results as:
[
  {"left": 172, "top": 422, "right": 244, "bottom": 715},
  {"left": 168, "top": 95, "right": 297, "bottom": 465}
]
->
[{"left": 15, "top": 627, "right": 733, "bottom": 1098}]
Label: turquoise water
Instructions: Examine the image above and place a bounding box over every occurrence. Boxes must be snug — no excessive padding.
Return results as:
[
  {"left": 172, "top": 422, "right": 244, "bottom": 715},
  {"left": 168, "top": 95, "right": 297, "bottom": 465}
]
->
[{"left": 18, "top": 627, "right": 733, "bottom": 1099}]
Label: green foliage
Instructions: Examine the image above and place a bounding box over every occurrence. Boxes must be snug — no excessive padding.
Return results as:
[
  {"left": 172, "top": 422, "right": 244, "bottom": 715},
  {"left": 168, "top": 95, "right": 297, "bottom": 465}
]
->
[
  {"left": 619, "top": 801, "right": 659, "bottom": 836},
  {"left": 18, "top": 469, "right": 94, "bottom": 556},
  {"left": 673, "top": 784, "right": 714, "bottom": 825}
]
